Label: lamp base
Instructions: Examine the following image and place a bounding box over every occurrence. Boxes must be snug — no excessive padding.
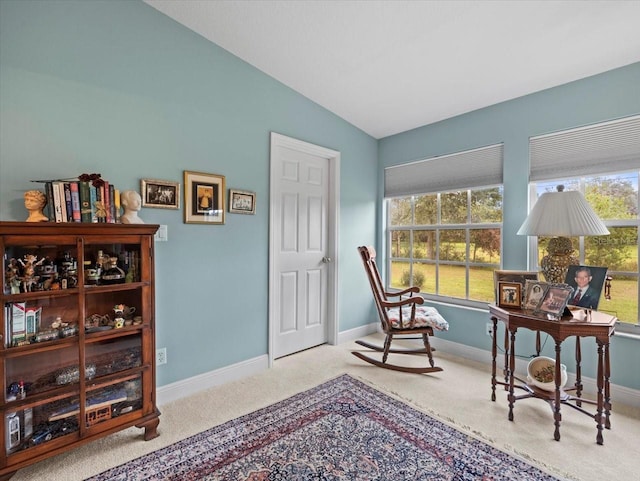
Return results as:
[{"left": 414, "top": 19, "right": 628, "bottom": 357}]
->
[{"left": 540, "top": 236, "right": 578, "bottom": 284}]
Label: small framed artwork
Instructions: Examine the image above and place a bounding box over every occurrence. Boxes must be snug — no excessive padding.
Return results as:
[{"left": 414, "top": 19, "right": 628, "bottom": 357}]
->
[
  {"left": 498, "top": 282, "right": 522, "bottom": 308},
  {"left": 141, "top": 179, "right": 180, "bottom": 209},
  {"left": 523, "top": 280, "right": 549, "bottom": 310},
  {"left": 184, "top": 171, "right": 225, "bottom": 224},
  {"left": 536, "top": 284, "right": 574, "bottom": 318},
  {"left": 229, "top": 189, "right": 256, "bottom": 215},
  {"left": 493, "top": 270, "right": 539, "bottom": 304},
  {"left": 564, "top": 265, "right": 608, "bottom": 310}
]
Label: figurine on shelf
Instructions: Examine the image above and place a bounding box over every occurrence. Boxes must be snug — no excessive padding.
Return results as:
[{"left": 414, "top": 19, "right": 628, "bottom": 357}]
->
[
  {"left": 120, "top": 190, "right": 144, "bottom": 224},
  {"left": 24, "top": 190, "right": 48, "bottom": 222},
  {"left": 4, "top": 258, "right": 21, "bottom": 294},
  {"left": 18, "top": 254, "right": 45, "bottom": 292}
]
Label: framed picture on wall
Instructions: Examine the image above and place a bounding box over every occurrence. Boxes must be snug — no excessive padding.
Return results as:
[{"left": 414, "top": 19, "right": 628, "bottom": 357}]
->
[
  {"left": 184, "top": 171, "right": 225, "bottom": 224},
  {"left": 229, "top": 189, "right": 256, "bottom": 215},
  {"left": 141, "top": 179, "right": 180, "bottom": 209}
]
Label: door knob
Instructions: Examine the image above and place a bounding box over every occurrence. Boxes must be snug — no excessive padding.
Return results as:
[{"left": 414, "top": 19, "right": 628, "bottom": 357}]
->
[{"left": 322, "top": 256, "right": 332, "bottom": 263}]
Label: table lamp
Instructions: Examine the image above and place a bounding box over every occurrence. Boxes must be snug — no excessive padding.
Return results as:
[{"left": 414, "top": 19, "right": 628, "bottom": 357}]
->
[{"left": 517, "top": 185, "right": 609, "bottom": 283}]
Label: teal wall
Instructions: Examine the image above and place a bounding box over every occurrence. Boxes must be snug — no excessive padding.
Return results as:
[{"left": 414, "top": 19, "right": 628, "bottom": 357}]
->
[
  {"left": 0, "top": 0, "right": 378, "bottom": 386},
  {"left": 1, "top": 1, "right": 638, "bottom": 392},
  {"left": 379, "top": 63, "right": 640, "bottom": 390}
]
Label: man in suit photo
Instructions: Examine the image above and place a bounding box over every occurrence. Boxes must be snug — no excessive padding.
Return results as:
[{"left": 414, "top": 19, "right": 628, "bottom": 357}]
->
[{"left": 568, "top": 266, "right": 603, "bottom": 309}]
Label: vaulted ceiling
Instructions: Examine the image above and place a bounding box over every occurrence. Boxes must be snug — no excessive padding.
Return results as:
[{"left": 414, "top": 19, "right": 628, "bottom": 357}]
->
[{"left": 145, "top": 1, "right": 640, "bottom": 139}]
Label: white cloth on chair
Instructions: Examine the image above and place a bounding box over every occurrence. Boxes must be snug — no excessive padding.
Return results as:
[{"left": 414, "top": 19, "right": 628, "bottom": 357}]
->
[{"left": 387, "top": 306, "right": 449, "bottom": 331}]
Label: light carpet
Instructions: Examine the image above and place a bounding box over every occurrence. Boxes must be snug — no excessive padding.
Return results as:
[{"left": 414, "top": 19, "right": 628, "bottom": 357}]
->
[{"left": 8, "top": 334, "right": 640, "bottom": 481}]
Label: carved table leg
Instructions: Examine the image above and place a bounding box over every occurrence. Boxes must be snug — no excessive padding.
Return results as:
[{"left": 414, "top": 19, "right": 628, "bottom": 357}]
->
[
  {"left": 508, "top": 328, "right": 517, "bottom": 422},
  {"left": 491, "top": 316, "right": 498, "bottom": 401},
  {"left": 553, "top": 341, "right": 562, "bottom": 441},
  {"left": 503, "top": 325, "right": 510, "bottom": 387},
  {"left": 596, "top": 340, "right": 605, "bottom": 445},
  {"left": 575, "top": 336, "right": 583, "bottom": 406},
  {"left": 604, "top": 339, "right": 612, "bottom": 430}
]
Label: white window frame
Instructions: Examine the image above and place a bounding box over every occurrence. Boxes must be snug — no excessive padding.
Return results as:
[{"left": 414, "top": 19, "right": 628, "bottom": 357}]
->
[{"left": 386, "top": 186, "right": 503, "bottom": 308}]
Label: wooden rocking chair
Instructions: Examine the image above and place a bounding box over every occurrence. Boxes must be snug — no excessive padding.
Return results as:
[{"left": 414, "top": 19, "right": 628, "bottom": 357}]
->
[{"left": 353, "top": 246, "right": 449, "bottom": 374}]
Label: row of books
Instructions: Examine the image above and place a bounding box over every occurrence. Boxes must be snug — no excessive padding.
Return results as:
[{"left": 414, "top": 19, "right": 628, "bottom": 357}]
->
[{"left": 39, "top": 180, "right": 122, "bottom": 223}]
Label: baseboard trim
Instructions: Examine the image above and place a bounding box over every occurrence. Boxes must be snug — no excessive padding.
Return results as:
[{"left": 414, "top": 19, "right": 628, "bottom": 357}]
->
[
  {"left": 157, "top": 331, "right": 639, "bottom": 410},
  {"left": 157, "top": 354, "right": 269, "bottom": 406},
  {"left": 337, "top": 322, "right": 378, "bottom": 344},
  {"left": 430, "top": 336, "right": 640, "bottom": 409}
]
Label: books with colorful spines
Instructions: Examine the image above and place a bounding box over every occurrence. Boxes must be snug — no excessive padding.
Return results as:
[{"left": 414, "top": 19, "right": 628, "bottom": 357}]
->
[
  {"left": 58, "top": 182, "right": 68, "bottom": 222},
  {"left": 90, "top": 184, "right": 98, "bottom": 223},
  {"left": 109, "top": 183, "right": 116, "bottom": 223},
  {"left": 44, "top": 181, "right": 55, "bottom": 221},
  {"left": 103, "top": 180, "right": 112, "bottom": 223},
  {"left": 96, "top": 184, "right": 107, "bottom": 223},
  {"left": 114, "top": 189, "right": 121, "bottom": 223},
  {"left": 79, "top": 181, "right": 93, "bottom": 223},
  {"left": 69, "top": 181, "right": 82, "bottom": 222},
  {"left": 51, "top": 181, "right": 64, "bottom": 222},
  {"left": 63, "top": 182, "right": 73, "bottom": 222}
]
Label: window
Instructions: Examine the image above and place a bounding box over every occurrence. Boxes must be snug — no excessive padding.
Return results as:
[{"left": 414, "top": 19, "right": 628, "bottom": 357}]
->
[
  {"left": 531, "top": 172, "right": 639, "bottom": 329},
  {"left": 385, "top": 144, "right": 503, "bottom": 306},
  {"left": 529, "top": 115, "right": 640, "bottom": 332}
]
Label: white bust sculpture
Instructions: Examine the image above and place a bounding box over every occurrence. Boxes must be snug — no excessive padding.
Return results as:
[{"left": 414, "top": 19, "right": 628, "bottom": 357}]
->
[{"left": 120, "top": 190, "right": 144, "bottom": 224}]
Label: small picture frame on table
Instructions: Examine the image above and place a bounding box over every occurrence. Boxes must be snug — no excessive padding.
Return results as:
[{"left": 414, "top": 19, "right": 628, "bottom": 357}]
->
[
  {"left": 523, "top": 280, "right": 549, "bottom": 310},
  {"left": 493, "top": 270, "right": 539, "bottom": 304},
  {"left": 536, "top": 284, "right": 574, "bottom": 318},
  {"left": 498, "top": 282, "right": 522, "bottom": 308},
  {"left": 140, "top": 179, "right": 180, "bottom": 209},
  {"left": 184, "top": 171, "right": 225, "bottom": 224},
  {"left": 229, "top": 189, "right": 256, "bottom": 215}
]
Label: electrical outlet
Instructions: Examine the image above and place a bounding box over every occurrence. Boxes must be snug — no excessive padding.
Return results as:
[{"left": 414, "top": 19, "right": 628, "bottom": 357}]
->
[
  {"left": 486, "top": 322, "right": 494, "bottom": 337},
  {"left": 156, "top": 347, "right": 167, "bottom": 365}
]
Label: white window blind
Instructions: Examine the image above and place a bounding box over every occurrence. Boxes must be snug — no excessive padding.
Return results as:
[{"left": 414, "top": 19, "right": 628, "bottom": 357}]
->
[
  {"left": 530, "top": 115, "right": 640, "bottom": 181},
  {"left": 384, "top": 143, "right": 503, "bottom": 197}
]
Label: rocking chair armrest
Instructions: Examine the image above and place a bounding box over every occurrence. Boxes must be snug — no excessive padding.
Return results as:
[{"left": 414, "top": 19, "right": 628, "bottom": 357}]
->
[
  {"left": 380, "top": 295, "right": 424, "bottom": 309},
  {"left": 384, "top": 286, "right": 420, "bottom": 298}
]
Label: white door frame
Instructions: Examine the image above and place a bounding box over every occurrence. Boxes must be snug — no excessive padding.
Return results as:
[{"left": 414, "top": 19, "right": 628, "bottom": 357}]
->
[{"left": 269, "top": 132, "right": 340, "bottom": 367}]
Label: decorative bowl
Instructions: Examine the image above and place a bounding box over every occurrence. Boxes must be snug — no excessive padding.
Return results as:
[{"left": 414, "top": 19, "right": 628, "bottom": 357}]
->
[{"left": 527, "top": 356, "right": 568, "bottom": 391}]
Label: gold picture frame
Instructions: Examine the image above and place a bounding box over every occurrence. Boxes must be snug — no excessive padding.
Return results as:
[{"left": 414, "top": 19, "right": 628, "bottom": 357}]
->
[
  {"left": 498, "top": 282, "right": 522, "bottom": 308},
  {"left": 183, "top": 171, "right": 225, "bottom": 224}
]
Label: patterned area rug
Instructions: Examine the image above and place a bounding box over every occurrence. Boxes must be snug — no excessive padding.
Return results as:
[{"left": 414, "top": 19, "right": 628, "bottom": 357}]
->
[{"left": 86, "top": 374, "right": 561, "bottom": 480}]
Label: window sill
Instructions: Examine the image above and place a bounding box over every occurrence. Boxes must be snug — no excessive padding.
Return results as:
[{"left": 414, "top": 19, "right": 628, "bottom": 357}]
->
[{"left": 615, "top": 328, "right": 640, "bottom": 341}]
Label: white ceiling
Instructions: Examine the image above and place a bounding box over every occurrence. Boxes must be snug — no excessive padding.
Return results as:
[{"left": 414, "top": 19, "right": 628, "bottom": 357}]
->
[{"left": 144, "top": 0, "right": 640, "bottom": 139}]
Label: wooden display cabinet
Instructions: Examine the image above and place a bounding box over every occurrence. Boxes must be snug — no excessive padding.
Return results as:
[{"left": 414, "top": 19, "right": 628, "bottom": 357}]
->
[{"left": 0, "top": 222, "right": 160, "bottom": 480}]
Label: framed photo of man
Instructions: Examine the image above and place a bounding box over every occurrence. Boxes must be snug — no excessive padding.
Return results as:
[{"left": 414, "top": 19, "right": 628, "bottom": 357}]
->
[{"left": 564, "top": 265, "right": 608, "bottom": 310}]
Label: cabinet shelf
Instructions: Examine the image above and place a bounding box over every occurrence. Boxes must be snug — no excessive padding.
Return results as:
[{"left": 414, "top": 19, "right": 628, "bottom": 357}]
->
[
  {"left": 83, "top": 281, "right": 149, "bottom": 294},
  {"left": 0, "top": 289, "right": 79, "bottom": 303},
  {"left": 2, "top": 336, "right": 78, "bottom": 357},
  {"left": 0, "top": 222, "right": 160, "bottom": 479}
]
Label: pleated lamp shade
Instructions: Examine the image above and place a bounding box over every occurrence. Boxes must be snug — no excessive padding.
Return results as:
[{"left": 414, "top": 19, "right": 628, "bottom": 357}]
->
[{"left": 517, "top": 186, "right": 609, "bottom": 237}]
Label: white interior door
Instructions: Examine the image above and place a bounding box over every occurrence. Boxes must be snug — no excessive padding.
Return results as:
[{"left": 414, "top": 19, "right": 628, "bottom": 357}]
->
[{"left": 269, "top": 133, "right": 339, "bottom": 361}]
